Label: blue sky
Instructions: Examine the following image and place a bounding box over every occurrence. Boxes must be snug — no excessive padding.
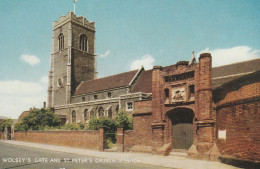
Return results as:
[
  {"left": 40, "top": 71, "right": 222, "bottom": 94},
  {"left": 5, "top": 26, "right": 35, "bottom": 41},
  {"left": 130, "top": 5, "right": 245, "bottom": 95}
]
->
[{"left": 0, "top": 0, "right": 260, "bottom": 118}]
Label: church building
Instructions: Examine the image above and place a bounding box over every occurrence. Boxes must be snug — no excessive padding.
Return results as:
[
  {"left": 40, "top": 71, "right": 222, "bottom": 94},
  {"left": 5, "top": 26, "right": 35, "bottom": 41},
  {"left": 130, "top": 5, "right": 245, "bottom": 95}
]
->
[{"left": 47, "top": 12, "right": 260, "bottom": 163}]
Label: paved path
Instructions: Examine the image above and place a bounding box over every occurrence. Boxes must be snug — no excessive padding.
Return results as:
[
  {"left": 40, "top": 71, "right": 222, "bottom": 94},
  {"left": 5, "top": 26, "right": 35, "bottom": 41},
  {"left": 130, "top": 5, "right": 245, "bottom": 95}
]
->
[{"left": 0, "top": 140, "right": 239, "bottom": 169}]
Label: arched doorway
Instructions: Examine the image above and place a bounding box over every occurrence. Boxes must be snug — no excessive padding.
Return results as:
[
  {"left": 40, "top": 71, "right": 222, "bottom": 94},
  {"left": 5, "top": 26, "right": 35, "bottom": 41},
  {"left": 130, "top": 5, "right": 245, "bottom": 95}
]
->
[{"left": 168, "top": 108, "right": 194, "bottom": 150}]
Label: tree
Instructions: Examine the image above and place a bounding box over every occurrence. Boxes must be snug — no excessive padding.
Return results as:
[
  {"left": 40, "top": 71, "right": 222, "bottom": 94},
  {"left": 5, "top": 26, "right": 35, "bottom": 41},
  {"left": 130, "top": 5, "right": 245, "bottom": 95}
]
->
[
  {"left": 0, "top": 119, "right": 13, "bottom": 132},
  {"left": 15, "top": 108, "right": 61, "bottom": 131}
]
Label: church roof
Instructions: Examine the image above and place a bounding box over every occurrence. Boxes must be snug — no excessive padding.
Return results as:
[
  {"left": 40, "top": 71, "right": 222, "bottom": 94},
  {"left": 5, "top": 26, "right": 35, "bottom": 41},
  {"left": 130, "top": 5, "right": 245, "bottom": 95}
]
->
[
  {"left": 131, "top": 70, "right": 153, "bottom": 93},
  {"left": 74, "top": 70, "right": 139, "bottom": 95},
  {"left": 212, "top": 58, "right": 260, "bottom": 89},
  {"left": 74, "top": 58, "right": 259, "bottom": 96}
]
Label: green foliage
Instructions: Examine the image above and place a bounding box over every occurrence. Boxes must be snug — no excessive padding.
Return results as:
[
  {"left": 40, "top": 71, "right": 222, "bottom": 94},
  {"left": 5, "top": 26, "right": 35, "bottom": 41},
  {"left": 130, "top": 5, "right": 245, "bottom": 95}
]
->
[
  {"left": 14, "top": 122, "right": 27, "bottom": 131},
  {"left": 15, "top": 108, "right": 61, "bottom": 131},
  {"left": 0, "top": 119, "right": 13, "bottom": 132},
  {"left": 60, "top": 124, "right": 81, "bottom": 130},
  {"left": 115, "top": 111, "right": 133, "bottom": 130},
  {"left": 87, "top": 117, "right": 100, "bottom": 130}
]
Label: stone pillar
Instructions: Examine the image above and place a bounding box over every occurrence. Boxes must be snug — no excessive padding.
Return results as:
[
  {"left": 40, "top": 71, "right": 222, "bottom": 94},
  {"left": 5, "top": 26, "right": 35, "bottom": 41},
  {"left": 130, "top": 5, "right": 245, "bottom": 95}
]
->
[
  {"left": 117, "top": 128, "right": 124, "bottom": 152},
  {"left": 99, "top": 128, "right": 105, "bottom": 151},
  {"left": 188, "top": 53, "right": 219, "bottom": 160}
]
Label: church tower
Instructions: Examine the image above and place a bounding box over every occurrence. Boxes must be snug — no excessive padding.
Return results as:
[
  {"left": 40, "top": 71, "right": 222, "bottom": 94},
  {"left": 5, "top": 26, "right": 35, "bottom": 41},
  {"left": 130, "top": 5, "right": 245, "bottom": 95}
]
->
[{"left": 47, "top": 12, "right": 97, "bottom": 108}]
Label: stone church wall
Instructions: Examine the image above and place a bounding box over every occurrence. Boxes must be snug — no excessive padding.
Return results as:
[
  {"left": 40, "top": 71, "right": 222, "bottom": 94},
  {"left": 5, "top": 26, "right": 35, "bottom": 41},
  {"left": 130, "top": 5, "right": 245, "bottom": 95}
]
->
[{"left": 71, "top": 87, "right": 128, "bottom": 103}]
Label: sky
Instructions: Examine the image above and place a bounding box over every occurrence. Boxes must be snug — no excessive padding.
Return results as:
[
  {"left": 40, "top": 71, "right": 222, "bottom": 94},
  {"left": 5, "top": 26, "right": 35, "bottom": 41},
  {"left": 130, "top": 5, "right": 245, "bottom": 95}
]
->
[{"left": 0, "top": 0, "right": 259, "bottom": 119}]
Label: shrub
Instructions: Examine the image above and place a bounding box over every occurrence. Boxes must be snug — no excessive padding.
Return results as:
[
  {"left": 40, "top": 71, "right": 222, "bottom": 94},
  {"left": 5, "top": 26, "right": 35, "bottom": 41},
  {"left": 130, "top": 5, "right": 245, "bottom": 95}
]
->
[
  {"left": 16, "top": 108, "right": 61, "bottom": 131},
  {"left": 61, "top": 124, "right": 81, "bottom": 130},
  {"left": 115, "top": 111, "right": 133, "bottom": 130}
]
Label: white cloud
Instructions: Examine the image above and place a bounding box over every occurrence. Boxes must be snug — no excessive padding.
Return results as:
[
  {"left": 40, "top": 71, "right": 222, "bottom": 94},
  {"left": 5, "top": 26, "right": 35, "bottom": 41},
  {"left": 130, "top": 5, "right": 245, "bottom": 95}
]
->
[
  {"left": 20, "top": 54, "right": 40, "bottom": 66},
  {"left": 40, "top": 76, "right": 49, "bottom": 84},
  {"left": 99, "top": 50, "right": 110, "bottom": 58},
  {"left": 130, "top": 54, "right": 155, "bottom": 70},
  {"left": 197, "top": 46, "right": 260, "bottom": 67},
  {"left": 0, "top": 80, "right": 47, "bottom": 119}
]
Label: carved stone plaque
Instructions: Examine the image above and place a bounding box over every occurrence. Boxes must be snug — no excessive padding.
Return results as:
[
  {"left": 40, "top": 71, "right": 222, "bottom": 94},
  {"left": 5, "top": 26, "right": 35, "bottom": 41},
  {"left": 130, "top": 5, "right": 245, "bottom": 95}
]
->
[{"left": 172, "top": 87, "right": 186, "bottom": 102}]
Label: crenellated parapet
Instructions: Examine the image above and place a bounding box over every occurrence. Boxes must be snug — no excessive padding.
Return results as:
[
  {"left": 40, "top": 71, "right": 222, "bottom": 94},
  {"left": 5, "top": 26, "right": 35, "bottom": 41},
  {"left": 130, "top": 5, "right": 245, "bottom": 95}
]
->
[{"left": 53, "top": 11, "right": 95, "bottom": 31}]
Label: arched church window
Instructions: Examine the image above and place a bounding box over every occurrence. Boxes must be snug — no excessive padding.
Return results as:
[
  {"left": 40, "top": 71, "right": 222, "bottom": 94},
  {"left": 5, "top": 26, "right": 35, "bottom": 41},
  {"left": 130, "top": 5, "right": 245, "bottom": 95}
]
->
[
  {"left": 79, "top": 34, "right": 88, "bottom": 51},
  {"left": 108, "top": 108, "right": 112, "bottom": 119},
  {"left": 107, "top": 92, "right": 112, "bottom": 98},
  {"left": 84, "top": 109, "right": 88, "bottom": 123},
  {"left": 98, "top": 107, "right": 104, "bottom": 117},
  {"left": 58, "top": 33, "right": 64, "bottom": 51},
  {"left": 72, "top": 110, "right": 76, "bottom": 124}
]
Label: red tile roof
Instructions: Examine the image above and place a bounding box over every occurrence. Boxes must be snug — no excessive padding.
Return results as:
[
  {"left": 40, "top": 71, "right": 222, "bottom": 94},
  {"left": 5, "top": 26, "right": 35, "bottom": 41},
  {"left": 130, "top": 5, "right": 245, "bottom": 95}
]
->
[
  {"left": 74, "top": 70, "right": 138, "bottom": 95},
  {"left": 131, "top": 70, "right": 152, "bottom": 93}
]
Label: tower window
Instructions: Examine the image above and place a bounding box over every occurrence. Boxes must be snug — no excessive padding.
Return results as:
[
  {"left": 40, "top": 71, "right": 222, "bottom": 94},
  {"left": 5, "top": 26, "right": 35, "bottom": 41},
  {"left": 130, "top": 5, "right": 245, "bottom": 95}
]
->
[
  {"left": 80, "top": 34, "right": 88, "bottom": 51},
  {"left": 58, "top": 33, "right": 64, "bottom": 51}
]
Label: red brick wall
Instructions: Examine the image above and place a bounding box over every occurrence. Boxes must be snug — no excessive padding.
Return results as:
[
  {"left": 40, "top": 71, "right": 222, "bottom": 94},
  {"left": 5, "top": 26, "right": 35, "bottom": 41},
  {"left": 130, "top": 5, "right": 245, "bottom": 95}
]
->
[
  {"left": 216, "top": 80, "right": 260, "bottom": 162},
  {"left": 124, "top": 114, "right": 153, "bottom": 151},
  {"left": 216, "top": 101, "right": 260, "bottom": 162},
  {"left": 14, "top": 130, "right": 101, "bottom": 150},
  {"left": 0, "top": 131, "right": 3, "bottom": 139},
  {"left": 123, "top": 100, "right": 153, "bottom": 152},
  {"left": 123, "top": 130, "right": 135, "bottom": 151}
]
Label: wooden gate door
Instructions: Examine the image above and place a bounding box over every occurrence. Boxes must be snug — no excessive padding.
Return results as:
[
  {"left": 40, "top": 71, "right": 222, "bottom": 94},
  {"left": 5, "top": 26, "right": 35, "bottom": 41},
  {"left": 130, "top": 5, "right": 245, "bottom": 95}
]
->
[{"left": 173, "top": 123, "right": 193, "bottom": 150}]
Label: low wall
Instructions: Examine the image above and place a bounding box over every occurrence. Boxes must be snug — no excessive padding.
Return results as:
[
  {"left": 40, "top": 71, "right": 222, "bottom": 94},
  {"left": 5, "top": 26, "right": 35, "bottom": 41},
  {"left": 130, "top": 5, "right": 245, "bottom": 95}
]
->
[{"left": 14, "top": 129, "right": 104, "bottom": 151}]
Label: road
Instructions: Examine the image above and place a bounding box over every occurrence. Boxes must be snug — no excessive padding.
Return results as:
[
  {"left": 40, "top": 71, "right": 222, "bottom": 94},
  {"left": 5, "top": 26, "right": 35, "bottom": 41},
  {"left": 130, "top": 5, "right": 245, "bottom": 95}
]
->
[{"left": 0, "top": 142, "right": 173, "bottom": 169}]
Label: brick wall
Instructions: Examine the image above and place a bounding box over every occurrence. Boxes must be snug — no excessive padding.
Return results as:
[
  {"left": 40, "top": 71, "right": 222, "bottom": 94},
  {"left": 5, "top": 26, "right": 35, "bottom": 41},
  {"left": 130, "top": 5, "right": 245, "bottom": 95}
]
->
[
  {"left": 215, "top": 78, "right": 260, "bottom": 162},
  {"left": 14, "top": 130, "right": 103, "bottom": 151},
  {"left": 123, "top": 100, "right": 153, "bottom": 152},
  {"left": 0, "top": 131, "right": 3, "bottom": 139},
  {"left": 216, "top": 101, "right": 260, "bottom": 162}
]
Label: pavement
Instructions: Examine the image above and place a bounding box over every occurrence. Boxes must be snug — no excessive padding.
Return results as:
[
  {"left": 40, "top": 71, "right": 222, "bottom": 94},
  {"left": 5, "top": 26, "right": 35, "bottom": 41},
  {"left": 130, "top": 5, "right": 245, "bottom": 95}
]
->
[{"left": 0, "top": 140, "right": 240, "bottom": 169}]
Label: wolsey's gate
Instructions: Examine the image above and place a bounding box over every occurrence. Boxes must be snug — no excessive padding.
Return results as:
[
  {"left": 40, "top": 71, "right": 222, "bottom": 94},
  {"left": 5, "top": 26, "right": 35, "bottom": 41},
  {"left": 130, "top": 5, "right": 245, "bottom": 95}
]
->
[{"left": 169, "top": 108, "right": 194, "bottom": 150}]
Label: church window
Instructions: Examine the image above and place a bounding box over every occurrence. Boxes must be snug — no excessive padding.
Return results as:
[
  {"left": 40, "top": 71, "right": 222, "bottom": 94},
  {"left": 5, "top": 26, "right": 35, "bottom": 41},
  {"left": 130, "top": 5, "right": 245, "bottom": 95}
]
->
[
  {"left": 82, "top": 97, "right": 86, "bottom": 102},
  {"left": 126, "top": 102, "right": 133, "bottom": 111},
  {"left": 80, "top": 34, "right": 88, "bottom": 51},
  {"left": 58, "top": 33, "right": 64, "bottom": 51},
  {"left": 94, "top": 95, "right": 98, "bottom": 100},
  {"left": 72, "top": 110, "right": 76, "bottom": 124},
  {"left": 108, "top": 109, "right": 112, "bottom": 118},
  {"left": 84, "top": 109, "right": 88, "bottom": 122},
  {"left": 107, "top": 92, "right": 112, "bottom": 98},
  {"left": 98, "top": 107, "right": 104, "bottom": 117}
]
